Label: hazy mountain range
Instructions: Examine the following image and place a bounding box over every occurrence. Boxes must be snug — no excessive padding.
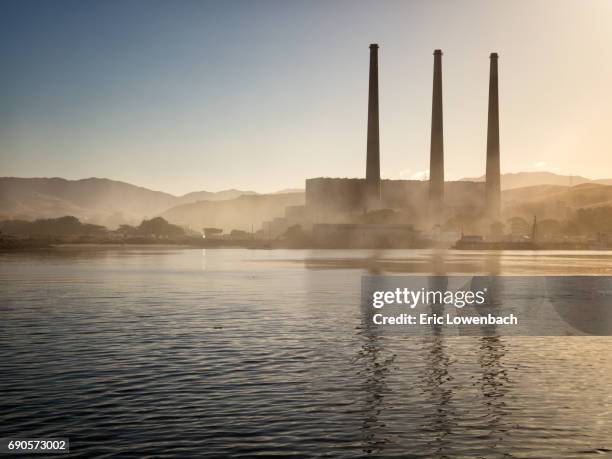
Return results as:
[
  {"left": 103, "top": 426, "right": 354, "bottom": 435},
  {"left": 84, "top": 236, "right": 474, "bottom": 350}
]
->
[
  {"left": 0, "top": 177, "right": 263, "bottom": 227},
  {"left": 3, "top": 172, "right": 612, "bottom": 230},
  {"left": 502, "top": 182, "right": 612, "bottom": 219},
  {"left": 162, "top": 193, "right": 305, "bottom": 232},
  {"left": 460, "top": 171, "right": 612, "bottom": 190}
]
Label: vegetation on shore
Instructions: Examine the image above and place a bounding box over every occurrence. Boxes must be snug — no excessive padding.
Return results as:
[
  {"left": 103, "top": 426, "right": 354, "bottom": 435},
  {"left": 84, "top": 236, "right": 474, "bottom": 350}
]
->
[
  {"left": 4, "top": 205, "right": 612, "bottom": 251},
  {"left": 0, "top": 216, "right": 193, "bottom": 249}
]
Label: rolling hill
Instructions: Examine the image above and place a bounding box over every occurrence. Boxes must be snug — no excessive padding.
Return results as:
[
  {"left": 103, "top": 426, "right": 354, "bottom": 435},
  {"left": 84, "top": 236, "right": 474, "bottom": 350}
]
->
[
  {"left": 502, "top": 183, "right": 612, "bottom": 219},
  {"left": 0, "top": 177, "right": 257, "bottom": 227},
  {"left": 460, "top": 171, "right": 612, "bottom": 190},
  {"left": 161, "top": 192, "right": 305, "bottom": 232}
]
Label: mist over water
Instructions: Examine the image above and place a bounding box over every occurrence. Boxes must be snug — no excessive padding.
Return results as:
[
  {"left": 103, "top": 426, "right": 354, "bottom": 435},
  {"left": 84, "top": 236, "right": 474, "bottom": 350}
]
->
[{"left": 1, "top": 248, "right": 612, "bottom": 457}]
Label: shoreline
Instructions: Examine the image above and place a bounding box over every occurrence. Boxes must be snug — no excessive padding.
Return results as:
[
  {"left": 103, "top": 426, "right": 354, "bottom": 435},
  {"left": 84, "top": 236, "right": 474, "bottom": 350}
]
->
[{"left": 3, "top": 242, "right": 612, "bottom": 253}]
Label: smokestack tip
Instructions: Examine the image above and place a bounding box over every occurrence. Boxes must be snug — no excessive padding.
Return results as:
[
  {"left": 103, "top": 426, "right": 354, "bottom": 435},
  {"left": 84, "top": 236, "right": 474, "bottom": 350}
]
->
[
  {"left": 433, "top": 49, "right": 442, "bottom": 55},
  {"left": 490, "top": 52, "right": 499, "bottom": 58},
  {"left": 369, "top": 43, "right": 379, "bottom": 49}
]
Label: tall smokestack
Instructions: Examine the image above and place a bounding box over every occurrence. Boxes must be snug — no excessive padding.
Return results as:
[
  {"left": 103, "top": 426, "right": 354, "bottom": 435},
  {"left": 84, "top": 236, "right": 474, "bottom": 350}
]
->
[
  {"left": 365, "top": 43, "right": 381, "bottom": 209},
  {"left": 429, "top": 49, "right": 444, "bottom": 212},
  {"left": 485, "top": 52, "right": 501, "bottom": 218}
]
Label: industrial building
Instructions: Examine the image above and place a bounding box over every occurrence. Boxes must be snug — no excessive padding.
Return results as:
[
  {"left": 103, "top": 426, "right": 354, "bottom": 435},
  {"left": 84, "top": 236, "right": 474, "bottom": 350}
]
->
[
  {"left": 304, "top": 44, "right": 501, "bottom": 226},
  {"left": 261, "top": 44, "right": 502, "bottom": 246}
]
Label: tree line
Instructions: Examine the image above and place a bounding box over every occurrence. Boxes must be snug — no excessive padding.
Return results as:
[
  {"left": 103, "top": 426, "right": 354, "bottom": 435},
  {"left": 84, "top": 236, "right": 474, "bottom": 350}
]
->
[{"left": 0, "top": 216, "right": 187, "bottom": 239}]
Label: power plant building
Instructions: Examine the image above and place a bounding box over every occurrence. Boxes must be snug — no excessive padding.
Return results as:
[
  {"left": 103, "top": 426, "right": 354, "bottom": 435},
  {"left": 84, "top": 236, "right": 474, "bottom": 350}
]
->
[{"left": 303, "top": 45, "right": 500, "bottom": 227}]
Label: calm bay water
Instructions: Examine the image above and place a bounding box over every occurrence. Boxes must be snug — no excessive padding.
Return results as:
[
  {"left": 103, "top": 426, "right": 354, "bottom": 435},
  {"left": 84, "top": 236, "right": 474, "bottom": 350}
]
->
[{"left": 1, "top": 248, "right": 611, "bottom": 458}]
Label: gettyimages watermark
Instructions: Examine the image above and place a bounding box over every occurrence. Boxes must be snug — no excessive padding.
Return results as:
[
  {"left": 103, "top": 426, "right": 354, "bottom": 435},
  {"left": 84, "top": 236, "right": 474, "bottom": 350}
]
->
[{"left": 361, "top": 276, "right": 612, "bottom": 336}]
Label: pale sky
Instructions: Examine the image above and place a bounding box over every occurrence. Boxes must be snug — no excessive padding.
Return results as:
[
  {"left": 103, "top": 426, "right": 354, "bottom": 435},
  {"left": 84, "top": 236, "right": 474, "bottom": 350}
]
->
[{"left": 1, "top": 0, "right": 612, "bottom": 195}]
